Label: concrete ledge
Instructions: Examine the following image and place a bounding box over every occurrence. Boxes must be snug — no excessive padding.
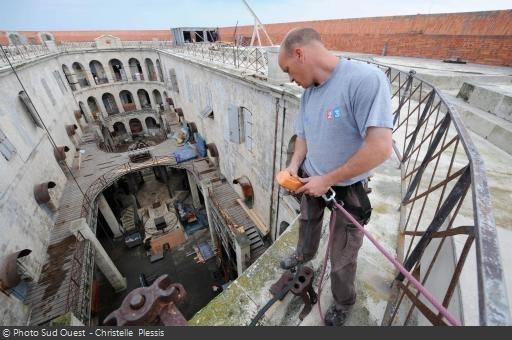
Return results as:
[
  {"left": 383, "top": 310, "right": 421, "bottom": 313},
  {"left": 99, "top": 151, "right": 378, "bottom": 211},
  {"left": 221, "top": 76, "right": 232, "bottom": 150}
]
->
[
  {"left": 446, "top": 95, "right": 512, "bottom": 155},
  {"left": 457, "top": 82, "right": 512, "bottom": 122}
]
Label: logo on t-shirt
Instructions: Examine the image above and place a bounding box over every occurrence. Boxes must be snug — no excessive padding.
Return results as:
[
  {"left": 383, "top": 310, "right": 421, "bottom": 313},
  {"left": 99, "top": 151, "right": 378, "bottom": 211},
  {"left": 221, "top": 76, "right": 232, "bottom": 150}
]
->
[{"left": 326, "top": 107, "right": 342, "bottom": 121}]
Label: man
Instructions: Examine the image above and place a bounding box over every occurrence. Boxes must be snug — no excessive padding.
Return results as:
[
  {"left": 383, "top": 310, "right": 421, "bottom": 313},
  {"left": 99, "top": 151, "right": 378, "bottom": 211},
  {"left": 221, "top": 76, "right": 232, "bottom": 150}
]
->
[{"left": 278, "top": 28, "right": 393, "bottom": 326}]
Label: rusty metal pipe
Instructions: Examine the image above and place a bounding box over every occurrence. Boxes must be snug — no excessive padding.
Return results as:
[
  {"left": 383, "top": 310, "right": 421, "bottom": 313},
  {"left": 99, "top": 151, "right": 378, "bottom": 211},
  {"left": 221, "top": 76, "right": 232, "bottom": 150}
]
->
[
  {"left": 34, "top": 181, "right": 56, "bottom": 204},
  {"left": 54, "top": 146, "right": 70, "bottom": 161},
  {"left": 65, "top": 124, "right": 78, "bottom": 136}
]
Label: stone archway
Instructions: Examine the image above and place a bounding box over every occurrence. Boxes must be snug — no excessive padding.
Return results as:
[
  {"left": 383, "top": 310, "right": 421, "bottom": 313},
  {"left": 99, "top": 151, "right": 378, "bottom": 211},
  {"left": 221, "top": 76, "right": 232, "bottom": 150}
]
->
[{"left": 129, "top": 118, "right": 143, "bottom": 135}]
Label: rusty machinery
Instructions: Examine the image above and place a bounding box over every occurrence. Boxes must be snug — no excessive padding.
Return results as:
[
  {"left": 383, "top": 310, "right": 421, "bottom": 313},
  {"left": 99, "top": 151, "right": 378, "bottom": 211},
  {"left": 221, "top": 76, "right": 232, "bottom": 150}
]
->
[{"left": 104, "top": 275, "right": 187, "bottom": 326}]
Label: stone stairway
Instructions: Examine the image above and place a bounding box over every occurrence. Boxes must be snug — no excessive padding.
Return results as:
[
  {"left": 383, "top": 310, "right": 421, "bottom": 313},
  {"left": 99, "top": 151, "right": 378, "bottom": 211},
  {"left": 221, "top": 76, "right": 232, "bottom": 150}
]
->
[{"left": 120, "top": 207, "right": 137, "bottom": 234}]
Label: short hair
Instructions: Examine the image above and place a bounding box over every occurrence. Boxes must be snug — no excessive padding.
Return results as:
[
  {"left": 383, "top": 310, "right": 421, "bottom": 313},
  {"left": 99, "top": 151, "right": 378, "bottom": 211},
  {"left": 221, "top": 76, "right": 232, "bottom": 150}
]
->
[{"left": 281, "top": 28, "right": 322, "bottom": 55}]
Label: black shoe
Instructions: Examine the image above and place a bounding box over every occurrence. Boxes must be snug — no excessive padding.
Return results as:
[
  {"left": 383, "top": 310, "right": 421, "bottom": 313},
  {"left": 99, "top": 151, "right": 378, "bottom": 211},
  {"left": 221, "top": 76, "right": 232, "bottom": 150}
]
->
[
  {"left": 279, "top": 253, "right": 303, "bottom": 270},
  {"left": 324, "top": 305, "right": 348, "bottom": 326}
]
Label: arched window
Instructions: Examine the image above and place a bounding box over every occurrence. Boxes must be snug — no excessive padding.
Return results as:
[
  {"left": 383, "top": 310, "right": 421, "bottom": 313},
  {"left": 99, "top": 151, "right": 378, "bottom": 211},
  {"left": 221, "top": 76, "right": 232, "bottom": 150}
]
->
[
  {"left": 129, "top": 118, "right": 143, "bottom": 134},
  {"left": 109, "top": 59, "right": 127, "bottom": 82},
  {"left": 120, "top": 90, "right": 135, "bottom": 112},
  {"left": 102, "top": 93, "right": 119, "bottom": 115},
  {"left": 145, "top": 58, "right": 157, "bottom": 81},
  {"left": 89, "top": 60, "right": 108, "bottom": 85},
  {"left": 145, "top": 117, "right": 158, "bottom": 130},
  {"left": 137, "top": 89, "right": 151, "bottom": 109},
  {"left": 72, "top": 62, "right": 90, "bottom": 87},
  {"left": 152, "top": 89, "right": 163, "bottom": 110},
  {"left": 87, "top": 96, "right": 100, "bottom": 120},
  {"left": 155, "top": 59, "right": 164, "bottom": 82},
  {"left": 128, "top": 58, "right": 144, "bottom": 81},
  {"left": 113, "top": 122, "right": 128, "bottom": 136}
]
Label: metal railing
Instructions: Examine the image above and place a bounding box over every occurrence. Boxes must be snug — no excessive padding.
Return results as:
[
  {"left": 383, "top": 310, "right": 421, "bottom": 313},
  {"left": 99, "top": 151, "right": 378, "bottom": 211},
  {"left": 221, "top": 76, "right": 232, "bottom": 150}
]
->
[
  {"left": 346, "top": 60, "right": 512, "bottom": 326},
  {"left": 168, "top": 42, "right": 268, "bottom": 75},
  {"left": 0, "top": 44, "right": 53, "bottom": 66},
  {"left": 65, "top": 230, "right": 94, "bottom": 326},
  {"left": 1, "top": 41, "right": 268, "bottom": 76}
]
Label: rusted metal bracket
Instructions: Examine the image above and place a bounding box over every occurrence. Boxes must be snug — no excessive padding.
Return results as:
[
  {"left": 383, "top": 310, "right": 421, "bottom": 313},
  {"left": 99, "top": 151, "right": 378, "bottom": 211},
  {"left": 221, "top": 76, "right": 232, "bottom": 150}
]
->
[
  {"left": 270, "top": 266, "right": 317, "bottom": 320},
  {"left": 103, "top": 275, "right": 187, "bottom": 326}
]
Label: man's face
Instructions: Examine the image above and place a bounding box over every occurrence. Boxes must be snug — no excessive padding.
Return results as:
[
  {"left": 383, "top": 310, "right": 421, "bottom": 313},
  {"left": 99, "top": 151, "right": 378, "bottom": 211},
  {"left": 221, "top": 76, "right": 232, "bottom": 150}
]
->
[{"left": 278, "top": 47, "right": 313, "bottom": 88}]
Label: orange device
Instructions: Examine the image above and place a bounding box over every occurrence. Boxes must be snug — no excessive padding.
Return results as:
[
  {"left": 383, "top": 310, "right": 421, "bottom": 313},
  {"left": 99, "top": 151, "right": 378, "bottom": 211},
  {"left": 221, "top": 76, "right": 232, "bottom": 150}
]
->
[{"left": 276, "top": 170, "right": 304, "bottom": 192}]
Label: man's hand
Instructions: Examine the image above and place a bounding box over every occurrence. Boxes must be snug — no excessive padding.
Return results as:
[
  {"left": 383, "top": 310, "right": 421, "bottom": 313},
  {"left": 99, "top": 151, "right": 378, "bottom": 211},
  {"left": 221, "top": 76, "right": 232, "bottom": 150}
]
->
[
  {"left": 283, "top": 164, "right": 299, "bottom": 178},
  {"left": 296, "top": 176, "right": 331, "bottom": 197}
]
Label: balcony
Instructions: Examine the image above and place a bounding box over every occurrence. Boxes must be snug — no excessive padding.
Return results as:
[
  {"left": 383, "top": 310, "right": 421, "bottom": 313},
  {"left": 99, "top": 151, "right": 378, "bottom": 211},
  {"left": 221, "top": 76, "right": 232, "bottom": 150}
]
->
[{"left": 122, "top": 103, "right": 137, "bottom": 112}]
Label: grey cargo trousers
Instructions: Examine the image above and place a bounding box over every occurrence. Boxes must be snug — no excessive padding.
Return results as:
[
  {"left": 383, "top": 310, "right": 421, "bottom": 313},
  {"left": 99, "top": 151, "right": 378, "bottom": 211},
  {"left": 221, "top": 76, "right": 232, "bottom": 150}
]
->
[{"left": 296, "top": 186, "right": 369, "bottom": 311}]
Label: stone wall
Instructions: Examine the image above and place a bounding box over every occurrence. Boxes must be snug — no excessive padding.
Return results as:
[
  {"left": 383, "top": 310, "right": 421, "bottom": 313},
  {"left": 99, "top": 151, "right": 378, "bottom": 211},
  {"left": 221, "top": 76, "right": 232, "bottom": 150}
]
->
[
  {"left": 158, "top": 51, "right": 304, "bottom": 239},
  {"left": 0, "top": 55, "right": 81, "bottom": 324}
]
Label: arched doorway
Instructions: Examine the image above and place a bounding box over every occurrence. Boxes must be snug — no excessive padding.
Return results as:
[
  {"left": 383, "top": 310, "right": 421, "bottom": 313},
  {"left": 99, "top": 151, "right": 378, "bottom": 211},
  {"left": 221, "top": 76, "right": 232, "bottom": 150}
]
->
[
  {"left": 128, "top": 58, "right": 144, "bottom": 81},
  {"left": 109, "top": 59, "right": 127, "bottom": 82},
  {"left": 113, "top": 122, "right": 128, "bottom": 136},
  {"left": 163, "top": 91, "right": 172, "bottom": 109},
  {"left": 153, "top": 89, "right": 163, "bottom": 110},
  {"left": 137, "top": 89, "right": 151, "bottom": 109},
  {"left": 62, "top": 64, "right": 76, "bottom": 91},
  {"left": 87, "top": 96, "right": 100, "bottom": 120},
  {"left": 129, "top": 118, "right": 143, "bottom": 135},
  {"left": 78, "top": 101, "right": 89, "bottom": 123},
  {"left": 89, "top": 60, "right": 108, "bottom": 85},
  {"left": 156, "top": 59, "right": 164, "bottom": 82},
  {"left": 102, "top": 93, "right": 119, "bottom": 115},
  {"left": 145, "top": 117, "right": 158, "bottom": 130},
  {"left": 145, "top": 58, "right": 157, "bottom": 81},
  {"left": 120, "top": 90, "right": 136, "bottom": 112},
  {"left": 72, "top": 62, "right": 90, "bottom": 88}
]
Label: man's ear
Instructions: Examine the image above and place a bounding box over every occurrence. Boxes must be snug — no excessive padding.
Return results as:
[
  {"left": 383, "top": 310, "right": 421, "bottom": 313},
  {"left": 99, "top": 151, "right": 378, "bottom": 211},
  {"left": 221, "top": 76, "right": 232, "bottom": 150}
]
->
[{"left": 295, "top": 47, "right": 305, "bottom": 63}]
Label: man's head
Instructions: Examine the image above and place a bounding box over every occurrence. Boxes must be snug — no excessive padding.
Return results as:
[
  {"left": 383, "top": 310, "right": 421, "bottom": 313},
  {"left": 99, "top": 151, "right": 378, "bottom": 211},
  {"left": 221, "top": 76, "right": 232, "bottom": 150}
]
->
[{"left": 278, "top": 28, "right": 324, "bottom": 88}]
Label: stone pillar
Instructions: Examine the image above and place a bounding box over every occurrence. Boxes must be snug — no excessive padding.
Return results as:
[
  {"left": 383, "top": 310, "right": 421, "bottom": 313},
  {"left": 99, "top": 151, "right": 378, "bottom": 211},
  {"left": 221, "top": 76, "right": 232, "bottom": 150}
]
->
[
  {"left": 187, "top": 172, "right": 201, "bottom": 209},
  {"left": 266, "top": 46, "right": 290, "bottom": 85},
  {"left": 70, "top": 218, "right": 127, "bottom": 292},
  {"left": 98, "top": 194, "right": 122, "bottom": 238},
  {"left": 235, "top": 235, "right": 251, "bottom": 276},
  {"left": 201, "top": 180, "right": 218, "bottom": 254}
]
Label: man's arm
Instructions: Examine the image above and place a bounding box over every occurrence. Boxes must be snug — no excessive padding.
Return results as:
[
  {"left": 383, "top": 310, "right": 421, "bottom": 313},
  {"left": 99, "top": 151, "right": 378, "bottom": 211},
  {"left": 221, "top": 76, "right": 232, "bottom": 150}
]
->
[
  {"left": 284, "top": 137, "right": 307, "bottom": 177},
  {"left": 296, "top": 127, "right": 392, "bottom": 196}
]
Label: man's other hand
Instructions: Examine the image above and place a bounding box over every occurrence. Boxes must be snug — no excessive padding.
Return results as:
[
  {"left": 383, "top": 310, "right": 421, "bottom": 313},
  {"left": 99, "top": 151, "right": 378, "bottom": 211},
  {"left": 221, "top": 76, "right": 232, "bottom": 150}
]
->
[{"left": 296, "top": 176, "right": 331, "bottom": 197}]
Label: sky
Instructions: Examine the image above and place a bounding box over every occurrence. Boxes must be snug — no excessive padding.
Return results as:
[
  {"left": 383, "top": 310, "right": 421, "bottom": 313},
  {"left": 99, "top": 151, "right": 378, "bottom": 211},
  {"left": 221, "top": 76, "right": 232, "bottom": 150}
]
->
[{"left": 0, "top": 0, "right": 510, "bottom": 31}]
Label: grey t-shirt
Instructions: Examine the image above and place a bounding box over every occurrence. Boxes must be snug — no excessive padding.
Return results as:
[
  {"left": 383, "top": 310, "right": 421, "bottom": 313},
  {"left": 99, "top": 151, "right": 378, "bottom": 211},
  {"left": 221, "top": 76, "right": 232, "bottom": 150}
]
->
[{"left": 295, "top": 58, "right": 393, "bottom": 186}]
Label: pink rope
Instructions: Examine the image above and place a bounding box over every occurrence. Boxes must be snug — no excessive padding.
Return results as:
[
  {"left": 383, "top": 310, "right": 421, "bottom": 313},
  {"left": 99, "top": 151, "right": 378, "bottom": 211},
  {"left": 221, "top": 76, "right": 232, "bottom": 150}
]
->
[
  {"left": 315, "top": 199, "right": 460, "bottom": 326},
  {"left": 327, "top": 200, "right": 461, "bottom": 326}
]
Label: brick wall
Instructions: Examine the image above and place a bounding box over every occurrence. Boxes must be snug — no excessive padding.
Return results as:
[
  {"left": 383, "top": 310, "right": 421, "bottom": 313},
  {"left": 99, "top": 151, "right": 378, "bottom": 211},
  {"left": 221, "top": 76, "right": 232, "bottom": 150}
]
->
[
  {"left": 219, "top": 10, "right": 512, "bottom": 66},
  {"left": 1, "top": 10, "right": 510, "bottom": 66}
]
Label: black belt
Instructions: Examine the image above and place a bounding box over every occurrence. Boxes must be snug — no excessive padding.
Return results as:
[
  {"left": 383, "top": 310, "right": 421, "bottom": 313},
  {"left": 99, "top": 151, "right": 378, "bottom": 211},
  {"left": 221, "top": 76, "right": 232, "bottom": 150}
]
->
[{"left": 331, "top": 181, "right": 372, "bottom": 224}]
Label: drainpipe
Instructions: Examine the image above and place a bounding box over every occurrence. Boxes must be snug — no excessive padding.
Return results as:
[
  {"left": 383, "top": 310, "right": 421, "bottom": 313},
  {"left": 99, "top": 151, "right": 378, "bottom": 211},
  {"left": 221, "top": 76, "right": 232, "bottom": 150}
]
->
[
  {"left": 269, "top": 91, "right": 286, "bottom": 241},
  {"left": 274, "top": 102, "right": 287, "bottom": 241}
]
